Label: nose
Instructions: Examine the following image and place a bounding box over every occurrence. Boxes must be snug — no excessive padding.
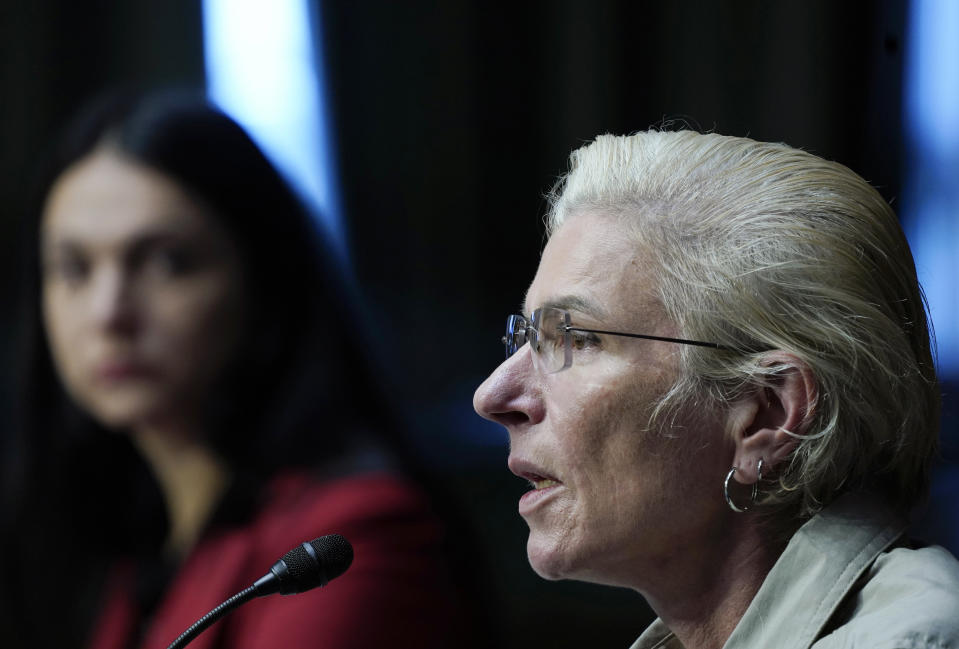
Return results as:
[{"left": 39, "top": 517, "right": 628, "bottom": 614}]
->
[
  {"left": 473, "top": 345, "right": 545, "bottom": 429},
  {"left": 90, "top": 265, "right": 139, "bottom": 335}
]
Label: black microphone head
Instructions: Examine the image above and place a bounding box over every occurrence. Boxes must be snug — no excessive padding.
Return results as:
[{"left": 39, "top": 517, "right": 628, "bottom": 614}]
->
[
  {"left": 309, "top": 534, "right": 354, "bottom": 581},
  {"left": 277, "top": 534, "right": 354, "bottom": 594}
]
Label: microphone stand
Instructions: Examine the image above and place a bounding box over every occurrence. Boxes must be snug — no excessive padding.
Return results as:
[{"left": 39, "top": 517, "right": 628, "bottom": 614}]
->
[
  {"left": 162, "top": 535, "right": 352, "bottom": 649},
  {"left": 166, "top": 583, "right": 262, "bottom": 649}
]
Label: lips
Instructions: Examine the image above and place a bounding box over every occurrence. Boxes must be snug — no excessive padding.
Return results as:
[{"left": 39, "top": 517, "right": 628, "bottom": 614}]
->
[
  {"left": 525, "top": 474, "right": 561, "bottom": 490},
  {"left": 95, "top": 359, "right": 159, "bottom": 382},
  {"left": 508, "top": 457, "right": 563, "bottom": 490},
  {"left": 510, "top": 458, "right": 563, "bottom": 516}
]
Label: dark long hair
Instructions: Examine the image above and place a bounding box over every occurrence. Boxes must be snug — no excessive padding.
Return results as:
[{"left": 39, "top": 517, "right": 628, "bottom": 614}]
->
[{"left": 0, "top": 89, "right": 398, "bottom": 647}]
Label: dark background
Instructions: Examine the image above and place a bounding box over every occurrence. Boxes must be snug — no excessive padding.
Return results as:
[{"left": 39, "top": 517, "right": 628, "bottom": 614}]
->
[{"left": 1, "top": 1, "right": 954, "bottom": 647}]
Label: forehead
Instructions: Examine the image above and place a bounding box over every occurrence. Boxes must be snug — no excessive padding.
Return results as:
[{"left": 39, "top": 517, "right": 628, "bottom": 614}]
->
[
  {"left": 525, "top": 210, "right": 660, "bottom": 323},
  {"left": 42, "top": 150, "right": 218, "bottom": 247}
]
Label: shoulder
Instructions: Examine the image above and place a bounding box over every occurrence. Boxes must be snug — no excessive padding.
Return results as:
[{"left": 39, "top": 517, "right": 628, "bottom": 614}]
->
[
  {"left": 216, "top": 471, "right": 467, "bottom": 648},
  {"left": 249, "top": 471, "right": 444, "bottom": 568},
  {"left": 817, "top": 543, "right": 959, "bottom": 648},
  {"left": 130, "top": 470, "right": 471, "bottom": 649},
  {"left": 261, "top": 470, "right": 435, "bottom": 526}
]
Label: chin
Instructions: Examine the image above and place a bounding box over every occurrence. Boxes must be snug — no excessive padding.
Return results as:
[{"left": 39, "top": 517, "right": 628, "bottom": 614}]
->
[
  {"left": 88, "top": 407, "right": 150, "bottom": 431},
  {"left": 526, "top": 534, "right": 578, "bottom": 581},
  {"left": 81, "top": 392, "right": 168, "bottom": 431},
  {"left": 527, "top": 531, "right": 626, "bottom": 587}
]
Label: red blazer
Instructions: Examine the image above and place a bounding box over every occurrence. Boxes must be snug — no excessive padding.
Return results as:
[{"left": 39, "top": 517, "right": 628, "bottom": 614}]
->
[{"left": 86, "top": 472, "right": 469, "bottom": 649}]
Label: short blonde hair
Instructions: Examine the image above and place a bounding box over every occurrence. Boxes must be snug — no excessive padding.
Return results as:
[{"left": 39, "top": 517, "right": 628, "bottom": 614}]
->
[{"left": 548, "top": 130, "right": 939, "bottom": 517}]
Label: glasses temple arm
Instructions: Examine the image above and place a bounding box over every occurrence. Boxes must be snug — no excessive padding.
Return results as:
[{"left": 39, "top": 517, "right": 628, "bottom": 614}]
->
[{"left": 564, "top": 327, "right": 731, "bottom": 351}]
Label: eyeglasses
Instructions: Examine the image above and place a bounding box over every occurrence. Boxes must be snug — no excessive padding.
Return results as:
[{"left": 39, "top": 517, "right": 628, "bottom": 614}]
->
[{"left": 502, "top": 306, "right": 730, "bottom": 373}]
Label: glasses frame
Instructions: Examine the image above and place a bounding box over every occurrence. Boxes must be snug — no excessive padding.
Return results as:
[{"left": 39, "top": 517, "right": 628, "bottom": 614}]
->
[{"left": 502, "top": 307, "right": 731, "bottom": 372}]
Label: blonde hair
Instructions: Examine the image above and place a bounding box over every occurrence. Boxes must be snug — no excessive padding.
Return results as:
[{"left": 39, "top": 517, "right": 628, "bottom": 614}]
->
[{"left": 548, "top": 130, "right": 939, "bottom": 517}]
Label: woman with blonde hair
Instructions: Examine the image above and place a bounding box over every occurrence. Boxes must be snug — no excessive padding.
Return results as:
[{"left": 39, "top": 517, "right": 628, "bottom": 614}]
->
[{"left": 475, "top": 130, "right": 959, "bottom": 649}]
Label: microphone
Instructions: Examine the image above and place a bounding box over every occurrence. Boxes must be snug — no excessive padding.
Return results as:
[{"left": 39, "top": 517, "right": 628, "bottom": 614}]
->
[
  {"left": 254, "top": 534, "right": 354, "bottom": 595},
  {"left": 166, "top": 534, "right": 353, "bottom": 649}
]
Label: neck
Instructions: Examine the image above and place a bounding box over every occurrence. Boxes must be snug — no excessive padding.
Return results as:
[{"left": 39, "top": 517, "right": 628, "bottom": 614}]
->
[
  {"left": 637, "top": 516, "right": 789, "bottom": 649},
  {"left": 132, "top": 423, "right": 232, "bottom": 560}
]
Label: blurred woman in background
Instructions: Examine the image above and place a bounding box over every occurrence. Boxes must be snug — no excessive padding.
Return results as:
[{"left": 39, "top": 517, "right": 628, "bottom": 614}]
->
[{"left": 0, "top": 90, "right": 476, "bottom": 649}]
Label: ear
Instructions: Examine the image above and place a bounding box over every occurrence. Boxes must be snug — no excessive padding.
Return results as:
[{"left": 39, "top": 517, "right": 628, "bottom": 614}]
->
[{"left": 726, "top": 351, "right": 818, "bottom": 485}]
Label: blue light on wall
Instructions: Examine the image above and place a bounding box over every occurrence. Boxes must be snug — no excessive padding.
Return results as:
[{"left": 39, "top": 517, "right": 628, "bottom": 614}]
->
[
  {"left": 202, "top": 0, "right": 346, "bottom": 259},
  {"left": 903, "top": 0, "right": 959, "bottom": 377}
]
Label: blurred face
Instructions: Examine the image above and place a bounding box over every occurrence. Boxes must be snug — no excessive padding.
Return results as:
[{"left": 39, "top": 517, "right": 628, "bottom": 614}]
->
[
  {"left": 41, "top": 149, "right": 245, "bottom": 433},
  {"left": 473, "top": 211, "right": 730, "bottom": 588}
]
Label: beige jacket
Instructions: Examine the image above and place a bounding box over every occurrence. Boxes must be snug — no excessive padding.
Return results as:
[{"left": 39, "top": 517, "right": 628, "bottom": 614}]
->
[{"left": 631, "top": 493, "right": 959, "bottom": 649}]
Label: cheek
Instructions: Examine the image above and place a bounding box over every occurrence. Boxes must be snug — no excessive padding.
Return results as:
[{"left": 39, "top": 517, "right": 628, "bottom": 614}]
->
[
  {"left": 548, "top": 367, "right": 616, "bottom": 416},
  {"left": 548, "top": 367, "right": 643, "bottom": 454},
  {"left": 42, "top": 286, "right": 84, "bottom": 382},
  {"left": 552, "top": 364, "right": 679, "bottom": 506},
  {"left": 149, "top": 278, "right": 244, "bottom": 382},
  {"left": 548, "top": 379, "right": 640, "bottom": 504}
]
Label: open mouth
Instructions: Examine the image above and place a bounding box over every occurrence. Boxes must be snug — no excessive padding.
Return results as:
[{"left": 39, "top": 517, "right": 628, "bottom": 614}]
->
[
  {"left": 524, "top": 473, "right": 561, "bottom": 490},
  {"left": 514, "top": 465, "right": 564, "bottom": 514}
]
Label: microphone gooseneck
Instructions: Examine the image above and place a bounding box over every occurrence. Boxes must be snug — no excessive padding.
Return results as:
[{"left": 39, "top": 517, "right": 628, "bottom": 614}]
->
[{"left": 165, "top": 534, "right": 354, "bottom": 649}]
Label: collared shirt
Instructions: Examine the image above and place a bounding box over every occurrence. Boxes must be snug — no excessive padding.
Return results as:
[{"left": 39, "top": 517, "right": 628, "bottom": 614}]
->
[{"left": 630, "top": 493, "right": 959, "bottom": 649}]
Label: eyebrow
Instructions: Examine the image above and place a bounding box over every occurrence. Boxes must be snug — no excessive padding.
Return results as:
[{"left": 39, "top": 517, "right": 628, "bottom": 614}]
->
[
  {"left": 128, "top": 230, "right": 197, "bottom": 250},
  {"left": 43, "top": 225, "right": 205, "bottom": 254},
  {"left": 521, "top": 293, "right": 610, "bottom": 321}
]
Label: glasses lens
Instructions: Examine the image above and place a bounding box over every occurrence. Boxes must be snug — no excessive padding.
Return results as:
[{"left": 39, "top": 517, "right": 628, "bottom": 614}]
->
[
  {"left": 504, "top": 314, "right": 528, "bottom": 358},
  {"left": 531, "top": 307, "right": 571, "bottom": 372}
]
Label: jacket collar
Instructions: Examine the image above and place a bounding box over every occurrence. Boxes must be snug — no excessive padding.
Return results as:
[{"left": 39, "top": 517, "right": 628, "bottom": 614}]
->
[{"left": 631, "top": 493, "right": 906, "bottom": 649}]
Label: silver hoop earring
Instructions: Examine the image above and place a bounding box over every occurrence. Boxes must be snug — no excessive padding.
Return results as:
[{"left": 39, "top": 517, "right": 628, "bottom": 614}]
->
[
  {"left": 724, "top": 462, "right": 763, "bottom": 514},
  {"left": 724, "top": 466, "right": 749, "bottom": 513}
]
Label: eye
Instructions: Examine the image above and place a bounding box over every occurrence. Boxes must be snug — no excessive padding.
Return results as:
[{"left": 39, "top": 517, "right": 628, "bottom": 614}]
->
[
  {"left": 536, "top": 322, "right": 567, "bottom": 353},
  {"left": 44, "top": 252, "right": 90, "bottom": 285},
  {"left": 141, "top": 245, "right": 199, "bottom": 278},
  {"left": 569, "top": 329, "right": 601, "bottom": 351}
]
